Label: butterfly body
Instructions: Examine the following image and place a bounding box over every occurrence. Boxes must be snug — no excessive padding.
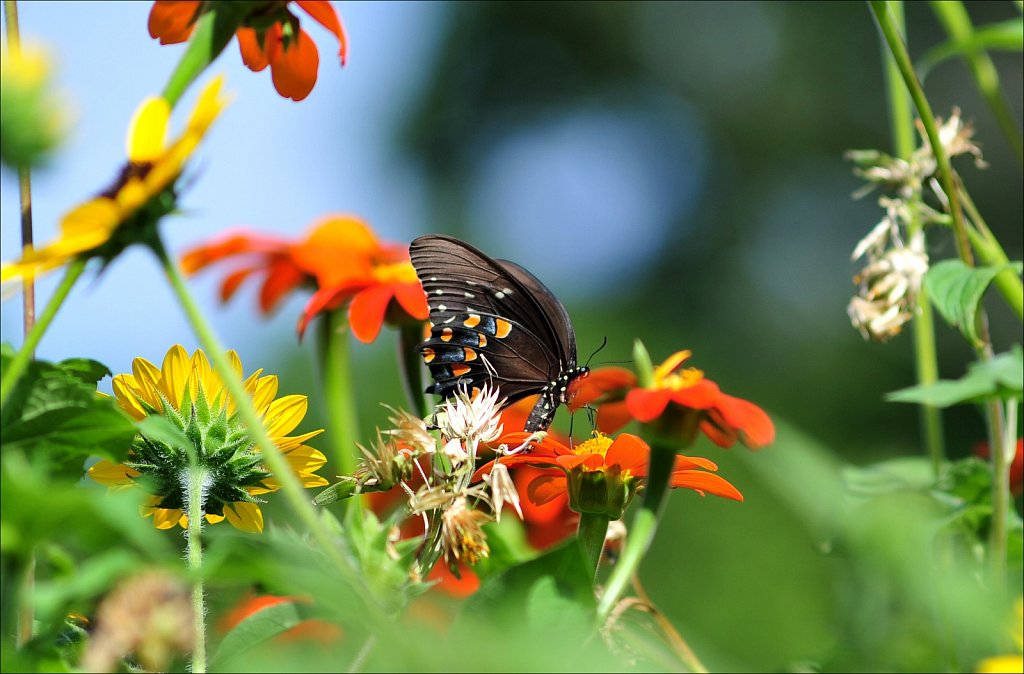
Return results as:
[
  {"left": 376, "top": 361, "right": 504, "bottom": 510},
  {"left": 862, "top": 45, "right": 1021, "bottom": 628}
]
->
[{"left": 409, "top": 235, "right": 587, "bottom": 432}]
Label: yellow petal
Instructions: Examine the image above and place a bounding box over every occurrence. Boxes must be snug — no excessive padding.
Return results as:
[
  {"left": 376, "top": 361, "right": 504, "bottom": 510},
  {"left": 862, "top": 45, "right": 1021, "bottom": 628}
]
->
[
  {"left": 111, "top": 374, "right": 148, "bottom": 420},
  {"left": 282, "top": 445, "right": 328, "bottom": 473},
  {"left": 187, "top": 75, "right": 229, "bottom": 137},
  {"left": 160, "top": 344, "right": 190, "bottom": 409},
  {"left": 127, "top": 96, "right": 170, "bottom": 162},
  {"left": 187, "top": 349, "right": 214, "bottom": 405},
  {"left": 653, "top": 350, "right": 692, "bottom": 384},
  {"left": 144, "top": 506, "right": 183, "bottom": 530},
  {"left": 249, "top": 374, "right": 278, "bottom": 416},
  {"left": 205, "top": 512, "right": 225, "bottom": 524},
  {"left": 87, "top": 459, "right": 140, "bottom": 486},
  {"left": 114, "top": 177, "right": 150, "bottom": 214},
  {"left": 276, "top": 428, "right": 325, "bottom": 452},
  {"left": 224, "top": 502, "right": 264, "bottom": 533},
  {"left": 131, "top": 356, "right": 163, "bottom": 409},
  {"left": 58, "top": 198, "right": 122, "bottom": 251},
  {"left": 262, "top": 395, "right": 307, "bottom": 437}
]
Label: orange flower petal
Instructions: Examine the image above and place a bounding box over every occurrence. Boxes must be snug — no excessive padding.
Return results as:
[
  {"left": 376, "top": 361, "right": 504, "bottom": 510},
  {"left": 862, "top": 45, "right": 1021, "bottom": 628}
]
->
[
  {"left": 699, "top": 415, "right": 738, "bottom": 448},
  {"left": 259, "top": 258, "right": 307, "bottom": 313},
  {"left": 348, "top": 284, "right": 395, "bottom": 343},
  {"left": 292, "top": 216, "right": 379, "bottom": 286},
  {"left": 393, "top": 281, "right": 430, "bottom": 321},
  {"left": 220, "top": 265, "right": 261, "bottom": 303},
  {"left": 148, "top": 0, "right": 200, "bottom": 45},
  {"left": 605, "top": 434, "right": 649, "bottom": 473},
  {"left": 625, "top": 388, "right": 671, "bottom": 423},
  {"left": 180, "top": 230, "right": 291, "bottom": 274},
  {"left": 714, "top": 394, "right": 775, "bottom": 449},
  {"left": 237, "top": 26, "right": 271, "bottom": 72},
  {"left": 295, "top": 0, "right": 348, "bottom": 65},
  {"left": 670, "top": 470, "right": 744, "bottom": 501},
  {"left": 270, "top": 28, "right": 319, "bottom": 102},
  {"left": 527, "top": 474, "right": 568, "bottom": 506},
  {"left": 667, "top": 378, "right": 722, "bottom": 410},
  {"left": 568, "top": 366, "right": 636, "bottom": 410},
  {"left": 297, "top": 284, "right": 359, "bottom": 338},
  {"left": 596, "top": 401, "right": 633, "bottom": 434}
]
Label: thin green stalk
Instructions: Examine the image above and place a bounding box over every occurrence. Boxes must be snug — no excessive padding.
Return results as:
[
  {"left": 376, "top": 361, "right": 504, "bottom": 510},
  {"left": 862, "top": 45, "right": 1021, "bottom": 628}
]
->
[
  {"left": 160, "top": 7, "right": 240, "bottom": 108},
  {"left": 930, "top": 1, "right": 1023, "bottom": 166},
  {"left": 882, "top": 0, "right": 945, "bottom": 473},
  {"left": 184, "top": 465, "right": 209, "bottom": 674},
  {"left": 990, "top": 399, "right": 1017, "bottom": 584},
  {"left": 0, "top": 258, "right": 86, "bottom": 408},
  {"left": 631, "top": 575, "right": 709, "bottom": 673},
  {"left": 870, "top": 1, "right": 974, "bottom": 267},
  {"left": 154, "top": 242, "right": 381, "bottom": 617},
  {"left": 957, "top": 185, "right": 1024, "bottom": 321},
  {"left": 317, "top": 309, "right": 359, "bottom": 478},
  {"left": 576, "top": 513, "right": 610, "bottom": 582},
  {"left": 398, "top": 323, "right": 429, "bottom": 419},
  {"left": 597, "top": 441, "right": 676, "bottom": 622}
]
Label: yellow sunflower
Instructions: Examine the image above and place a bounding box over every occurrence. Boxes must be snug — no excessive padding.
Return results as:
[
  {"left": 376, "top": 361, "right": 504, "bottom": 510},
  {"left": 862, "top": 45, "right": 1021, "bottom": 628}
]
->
[
  {"left": 88, "top": 344, "right": 327, "bottom": 533},
  {"left": 1, "top": 75, "right": 229, "bottom": 282}
]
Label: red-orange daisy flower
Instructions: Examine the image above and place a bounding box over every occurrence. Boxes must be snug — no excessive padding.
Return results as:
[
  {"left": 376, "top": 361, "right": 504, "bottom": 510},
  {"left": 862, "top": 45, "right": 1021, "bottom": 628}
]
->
[
  {"left": 181, "top": 215, "right": 429, "bottom": 343},
  {"left": 571, "top": 350, "right": 775, "bottom": 450},
  {"left": 477, "top": 432, "right": 742, "bottom": 519},
  {"left": 220, "top": 593, "right": 343, "bottom": 644},
  {"left": 148, "top": 0, "right": 347, "bottom": 101}
]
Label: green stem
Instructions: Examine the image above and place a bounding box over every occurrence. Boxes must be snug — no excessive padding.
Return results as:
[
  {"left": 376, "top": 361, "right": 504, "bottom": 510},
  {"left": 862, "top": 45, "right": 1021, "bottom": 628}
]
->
[
  {"left": 184, "top": 464, "right": 209, "bottom": 674},
  {"left": 990, "top": 399, "right": 1018, "bottom": 584},
  {"left": 398, "top": 323, "right": 429, "bottom": 419},
  {"left": 930, "top": 1, "right": 1024, "bottom": 166},
  {"left": 958, "top": 186, "right": 1024, "bottom": 321},
  {"left": 160, "top": 6, "right": 240, "bottom": 108},
  {"left": 0, "top": 258, "right": 86, "bottom": 408},
  {"left": 317, "top": 309, "right": 359, "bottom": 478},
  {"left": 882, "top": 1, "right": 945, "bottom": 473},
  {"left": 154, "top": 241, "right": 380, "bottom": 616},
  {"left": 576, "top": 513, "right": 610, "bottom": 582},
  {"left": 597, "top": 441, "right": 676, "bottom": 622},
  {"left": 870, "top": 1, "right": 974, "bottom": 267}
]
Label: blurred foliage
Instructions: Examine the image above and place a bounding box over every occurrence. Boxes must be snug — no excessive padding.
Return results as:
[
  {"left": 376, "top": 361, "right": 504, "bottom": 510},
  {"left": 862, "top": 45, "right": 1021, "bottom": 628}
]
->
[{"left": 0, "top": 44, "right": 67, "bottom": 169}]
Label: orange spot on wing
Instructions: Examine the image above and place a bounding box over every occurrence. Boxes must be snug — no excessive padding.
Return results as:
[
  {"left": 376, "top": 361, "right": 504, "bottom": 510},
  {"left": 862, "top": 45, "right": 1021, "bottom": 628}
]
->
[
  {"left": 495, "top": 319, "right": 512, "bottom": 339},
  {"left": 451, "top": 364, "right": 471, "bottom": 377},
  {"left": 478, "top": 334, "right": 488, "bottom": 347},
  {"left": 463, "top": 314, "right": 481, "bottom": 328},
  {"left": 441, "top": 328, "right": 453, "bottom": 342},
  {"left": 422, "top": 348, "right": 435, "bottom": 364},
  {"left": 463, "top": 348, "right": 477, "bottom": 361}
]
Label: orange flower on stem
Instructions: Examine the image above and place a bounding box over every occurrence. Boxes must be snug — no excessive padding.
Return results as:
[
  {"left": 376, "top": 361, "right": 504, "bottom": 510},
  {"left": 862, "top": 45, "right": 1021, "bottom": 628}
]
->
[
  {"left": 149, "top": 0, "right": 347, "bottom": 101},
  {"left": 181, "top": 215, "right": 429, "bottom": 343},
  {"left": 477, "top": 431, "right": 742, "bottom": 520},
  {"left": 571, "top": 348, "right": 775, "bottom": 450}
]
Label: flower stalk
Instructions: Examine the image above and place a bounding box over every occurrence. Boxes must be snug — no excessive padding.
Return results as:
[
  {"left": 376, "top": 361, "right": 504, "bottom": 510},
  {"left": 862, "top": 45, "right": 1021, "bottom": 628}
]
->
[
  {"left": 161, "top": 7, "right": 239, "bottom": 108},
  {"left": 576, "top": 512, "right": 610, "bottom": 581},
  {"left": 596, "top": 438, "right": 678, "bottom": 622},
  {"left": 882, "top": 0, "right": 945, "bottom": 474},
  {"left": 317, "top": 308, "right": 360, "bottom": 481},
  {"left": 184, "top": 464, "right": 209, "bottom": 673},
  {"left": 0, "top": 257, "right": 86, "bottom": 408}
]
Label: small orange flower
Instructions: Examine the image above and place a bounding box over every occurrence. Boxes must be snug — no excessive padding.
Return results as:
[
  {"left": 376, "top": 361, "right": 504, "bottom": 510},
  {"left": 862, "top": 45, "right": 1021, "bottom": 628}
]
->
[
  {"left": 220, "top": 593, "right": 343, "bottom": 644},
  {"left": 182, "top": 215, "right": 429, "bottom": 343},
  {"left": 571, "top": 350, "right": 775, "bottom": 450},
  {"left": 477, "top": 432, "right": 742, "bottom": 519},
  {"left": 148, "top": 0, "right": 347, "bottom": 101}
]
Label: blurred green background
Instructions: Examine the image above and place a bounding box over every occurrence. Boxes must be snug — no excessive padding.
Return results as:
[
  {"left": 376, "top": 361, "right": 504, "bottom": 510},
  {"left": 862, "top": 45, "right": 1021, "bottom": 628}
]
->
[{"left": 2, "top": 2, "right": 1021, "bottom": 671}]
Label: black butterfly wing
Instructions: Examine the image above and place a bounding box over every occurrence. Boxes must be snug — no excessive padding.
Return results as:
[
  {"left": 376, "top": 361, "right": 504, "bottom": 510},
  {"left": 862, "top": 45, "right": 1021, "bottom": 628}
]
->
[{"left": 409, "top": 235, "right": 578, "bottom": 407}]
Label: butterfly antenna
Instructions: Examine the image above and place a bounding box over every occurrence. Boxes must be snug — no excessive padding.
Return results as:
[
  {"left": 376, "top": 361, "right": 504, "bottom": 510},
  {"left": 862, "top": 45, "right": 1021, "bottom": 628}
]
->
[{"left": 585, "top": 336, "right": 609, "bottom": 368}]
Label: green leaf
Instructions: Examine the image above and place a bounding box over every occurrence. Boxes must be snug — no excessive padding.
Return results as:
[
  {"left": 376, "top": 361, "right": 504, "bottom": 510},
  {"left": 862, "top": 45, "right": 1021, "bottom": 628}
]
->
[
  {"left": 212, "top": 601, "right": 304, "bottom": 667},
  {"left": 918, "top": 18, "right": 1024, "bottom": 80},
  {"left": 0, "top": 352, "right": 136, "bottom": 476},
  {"left": 924, "top": 260, "right": 1024, "bottom": 347},
  {"left": 459, "top": 538, "right": 594, "bottom": 631},
  {"left": 886, "top": 346, "right": 1023, "bottom": 407}
]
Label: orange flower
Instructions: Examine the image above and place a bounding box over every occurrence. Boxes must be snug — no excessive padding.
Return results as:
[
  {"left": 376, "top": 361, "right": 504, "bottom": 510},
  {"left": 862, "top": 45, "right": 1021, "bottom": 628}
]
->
[
  {"left": 220, "top": 593, "right": 343, "bottom": 644},
  {"left": 571, "top": 350, "right": 774, "bottom": 450},
  {"left": 477, "top": 432, "right": 742, "bottom": 519},
  {"left": 148, "top": 0, "right": 347, "bottom": 101},
  {"left": 182, "top": 215, "right": 429, "bottom": 343}
]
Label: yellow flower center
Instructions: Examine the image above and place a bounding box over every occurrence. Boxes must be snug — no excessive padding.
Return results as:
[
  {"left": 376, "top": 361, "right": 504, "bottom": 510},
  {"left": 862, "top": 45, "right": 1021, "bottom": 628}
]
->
[
  {"left": 373, "top": 261, "right": 418, "bottom": 284},
  {"left": 652, "top": 349, "right": 705, "bottom": 391},
  {"left": 573, "top": 433, "right": 613, "bottom": 458}
]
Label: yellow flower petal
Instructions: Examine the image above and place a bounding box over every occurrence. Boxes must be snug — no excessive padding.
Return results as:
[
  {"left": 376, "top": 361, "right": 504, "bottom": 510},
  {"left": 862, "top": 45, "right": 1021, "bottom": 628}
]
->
[
  {"left": 975, "top": 655, "right": 1023, "bottom": 673},
  {"left": 276, "top": 428, "right": 325, "bottom": 452},
  {"left": 250, "top": 374, "right": 279, "bottom": 416},
  {"left": 262, "top": 395, "right": 308, "bottom": 437},
  {"left": 187, "top": 75, "right": 229, "bottom": 137},
  {"left": 282, "top": 445, "right": 328, "bottom": 473},
  {"left": 131, "top": 356, "right": 163, "bottom": 409},
  {"left": 111, "top": 374, "right": 148, "bottom": 420},
  {"left": 144, "top": 506, "right": 183, "bottom": 530},
  {"left": 127, "top": 96, "right": 170, "bottom": 162},
  {"left": 114, "top": 177, "right": 150, "bottom": 214},
  {"left": 58, "top": 198, "right": 122, "bottom": 251},
  {"left": 187, "top": 349, "right": 214, "bottom": 406},
  {"left": 160, "top": 344, "right": 190, "bottom": 409},
  {"left": 224, "top": 501, "right": 264, "bottom": 533},
  {"left": 88, "top": 459, "right": 140, "bottom": 486}
]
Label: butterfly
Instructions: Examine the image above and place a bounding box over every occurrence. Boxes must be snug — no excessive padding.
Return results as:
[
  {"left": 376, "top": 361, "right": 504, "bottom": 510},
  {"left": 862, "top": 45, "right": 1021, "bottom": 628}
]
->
[{"left": 409, "top": 234, "right": 588, "bottom": 432}]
